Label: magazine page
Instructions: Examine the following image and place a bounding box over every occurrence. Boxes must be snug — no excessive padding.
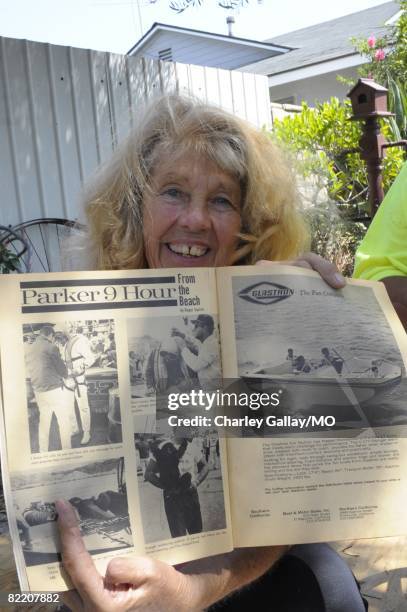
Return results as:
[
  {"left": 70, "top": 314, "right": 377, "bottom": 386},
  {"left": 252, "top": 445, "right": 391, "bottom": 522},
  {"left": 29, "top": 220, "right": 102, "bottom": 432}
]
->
[
  {"left": 0, "top": 268, "right": 232, "bottom": 591},
  {"left": 216, "top": 264, "right": 407, "bottom": 547}
]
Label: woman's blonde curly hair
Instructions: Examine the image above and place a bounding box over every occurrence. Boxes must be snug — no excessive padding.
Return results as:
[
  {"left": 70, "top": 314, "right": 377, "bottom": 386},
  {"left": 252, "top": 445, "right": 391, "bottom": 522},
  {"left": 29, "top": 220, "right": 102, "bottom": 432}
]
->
[{"left": 82, "top": 94, "right": 309, "bottom": 269}]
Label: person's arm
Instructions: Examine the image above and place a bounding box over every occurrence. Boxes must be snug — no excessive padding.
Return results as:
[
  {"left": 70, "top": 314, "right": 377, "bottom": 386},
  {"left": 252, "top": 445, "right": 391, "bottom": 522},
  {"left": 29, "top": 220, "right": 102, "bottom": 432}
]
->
[
  {"left": 195, "top": 459, "right": 209, "bottom": 487},
  {"left": 381, "top": 277, "right": 407, "bottom": 330},
  {"left": 176, "top": 438, "right": 188, "bottom": 459},
  {"left": 56, "top": 499, "right": 288, "bottom": 611},
  {"left": 50, "top": 345, "right": 68, "bottom": 378},
  {"left": 78, "top": 337, "right": 98, "bottom": 369},
  {"left": 181, "top": 342, "right": 217, "bottom": 374},
  {"left": 143, "top": 458, "right": 164, "bottom": 489},
  {"left": 172, "top": 328, "right": 200, "bottom": 354}
]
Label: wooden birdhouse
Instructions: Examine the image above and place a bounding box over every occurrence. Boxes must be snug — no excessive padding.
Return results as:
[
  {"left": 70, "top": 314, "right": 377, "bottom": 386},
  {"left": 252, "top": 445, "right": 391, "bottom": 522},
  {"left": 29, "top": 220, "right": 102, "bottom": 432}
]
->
[{"left": 347, "top": 78, "right": 391, "bottom": 118}]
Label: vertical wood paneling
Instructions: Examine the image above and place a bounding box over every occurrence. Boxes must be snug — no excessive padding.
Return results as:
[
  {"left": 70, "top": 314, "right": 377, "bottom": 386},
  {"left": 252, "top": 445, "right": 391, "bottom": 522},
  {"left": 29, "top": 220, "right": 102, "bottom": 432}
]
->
[
  {"left": 127, "top": 55, "right": 148, "bottom": 127},
  {"left": 0, "top": 36, "right": 271, "bottom": 227},
  {"left": 108, "top": 52, "right": 132, "bottom": 145},
  {"left": 188, "top": 64, "right": 206, "bottom": 99},
  {"left": 3, "top": 38, "right": 42, "bottom": 222},
  {"left": 175, "top": 62, "right": 191, "bottom": 96},
  {"left": 217, "top": 69, "right": 234, "bottom": 114},
  {"left": 0, "top": 38, "right": 22, "bottom": 225},
  {"left": 27, "top": 41, "right": 64, "bottom": 218},
  {"left": 48, "top": 43, "right": 83, "bottom": 218},
  {"left": 203, "top": 66, "right": 221, "bottom": 106},
  {"left": 230, "top": 71, "right": 247, "bottom": 120},
  {"left": 143, "top": 57, "right": 163, "bottom": 99},
  {"left": 69, "top": 48, "right": 99, "bottom": 181},
  {"left": 159, "top": 60, "right": 177, "bottom": 96},
  {"left": 89, "top": 50, "right": 114, "bottom": 165},
  {"left": 255, "top": 74, "right": 273, "bottom": 129}
]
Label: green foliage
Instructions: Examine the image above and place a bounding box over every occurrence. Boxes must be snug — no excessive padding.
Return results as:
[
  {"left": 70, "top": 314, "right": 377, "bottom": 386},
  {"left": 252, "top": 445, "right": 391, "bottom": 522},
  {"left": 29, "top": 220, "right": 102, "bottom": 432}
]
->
[
  {"left": 388, "top": 77, "right": 407, "bottom": 140},
  {"left": 271, "top": 98, "right": 404, "bottom": 274},
  {"left": 272, "top": 98, "right": 403, "bottom": 211},
  {"left": 351, "top": 0, "right": 407, "bottom": 139},
  {"left": 353, "top": 0, "right": 407, "bottom": 86},
  {"left": 0, "top": 243, "right": 22, "bottom": 274}
]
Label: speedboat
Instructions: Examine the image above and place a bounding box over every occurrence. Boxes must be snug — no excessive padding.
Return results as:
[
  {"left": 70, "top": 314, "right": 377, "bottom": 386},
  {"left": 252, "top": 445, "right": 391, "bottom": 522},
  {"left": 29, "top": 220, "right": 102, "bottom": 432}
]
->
[{"left": 242, "top": 355, "right": 402, "bottom": 408}]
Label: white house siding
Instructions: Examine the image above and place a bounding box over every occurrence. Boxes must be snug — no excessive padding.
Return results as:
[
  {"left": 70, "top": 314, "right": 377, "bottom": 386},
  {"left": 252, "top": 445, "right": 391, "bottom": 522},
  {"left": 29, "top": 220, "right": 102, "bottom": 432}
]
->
[
  {"left": 269, "top": 67, "right": 359, "bottom": 106},
  {"left": 0, "top": 36, "right": 271, "bottom": 227}
]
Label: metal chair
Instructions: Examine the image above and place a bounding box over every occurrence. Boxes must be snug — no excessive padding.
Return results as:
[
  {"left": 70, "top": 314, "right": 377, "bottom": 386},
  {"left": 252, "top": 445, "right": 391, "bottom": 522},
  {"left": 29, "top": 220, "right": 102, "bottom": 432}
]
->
[{"left": 9, "top": 218, "right": 85, "bottom": 273}]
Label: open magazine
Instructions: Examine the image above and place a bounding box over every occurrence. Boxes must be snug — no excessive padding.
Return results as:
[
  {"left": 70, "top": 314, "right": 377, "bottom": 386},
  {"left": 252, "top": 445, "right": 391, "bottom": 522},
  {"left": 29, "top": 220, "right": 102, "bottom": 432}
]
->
[{"left": 0, "top": 264, "right": 406, "bottom": 591}]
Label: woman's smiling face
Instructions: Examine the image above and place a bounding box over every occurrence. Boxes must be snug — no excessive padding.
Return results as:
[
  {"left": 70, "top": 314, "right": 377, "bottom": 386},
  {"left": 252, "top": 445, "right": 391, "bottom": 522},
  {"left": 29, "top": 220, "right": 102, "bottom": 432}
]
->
[{"left": 142, "top": 153, "right": 242, "bottom": 269}]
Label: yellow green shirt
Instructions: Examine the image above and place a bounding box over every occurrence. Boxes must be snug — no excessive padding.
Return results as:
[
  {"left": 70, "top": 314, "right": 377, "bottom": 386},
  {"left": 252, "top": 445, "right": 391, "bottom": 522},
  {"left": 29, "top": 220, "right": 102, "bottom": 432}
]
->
[{"left": 353, "top": 162, "right": 407, "bottom": 280}]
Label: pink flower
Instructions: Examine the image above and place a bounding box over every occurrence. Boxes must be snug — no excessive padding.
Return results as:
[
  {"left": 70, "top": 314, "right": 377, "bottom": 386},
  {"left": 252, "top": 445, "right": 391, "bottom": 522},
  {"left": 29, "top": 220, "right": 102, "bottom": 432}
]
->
[
  {"left": 374, "top": 48, "right": 386, "bottom": 61},
  {"left": 367, "top": 35, "right": 376, "bottom": 48}
]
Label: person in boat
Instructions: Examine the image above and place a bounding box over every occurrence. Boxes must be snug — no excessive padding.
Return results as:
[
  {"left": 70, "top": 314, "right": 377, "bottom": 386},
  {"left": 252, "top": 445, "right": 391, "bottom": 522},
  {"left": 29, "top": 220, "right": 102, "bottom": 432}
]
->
[
  {"left": 320, "top": 347, "right": 345, "bottom": 375},
  {"left": 292, "top": 354, "right": 312, "bottom": 373},
  {"left": 286, "top": 347, "right": 295, "bottom": 364},
  {"left": 55, "top": 94, "right": 369, "bottom": 612}
]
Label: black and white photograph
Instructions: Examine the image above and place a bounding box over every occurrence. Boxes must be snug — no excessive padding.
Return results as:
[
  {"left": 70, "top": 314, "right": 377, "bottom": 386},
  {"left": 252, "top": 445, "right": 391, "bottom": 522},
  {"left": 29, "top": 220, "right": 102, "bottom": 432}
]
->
[
  {"left": 23, "top": 319, "right": 122, "bottom": 453},
  {"left": 135, "top": 428, "right": 225, "bottom": 543},
  {"left": 233, "top": 275, "right": 407, "bottom": 433},
  {"left": 127, "top": 314, "right": 221, "bottom": 400},
  {"left": 11, "top": 458, "right": 132, "bottom": 566}
]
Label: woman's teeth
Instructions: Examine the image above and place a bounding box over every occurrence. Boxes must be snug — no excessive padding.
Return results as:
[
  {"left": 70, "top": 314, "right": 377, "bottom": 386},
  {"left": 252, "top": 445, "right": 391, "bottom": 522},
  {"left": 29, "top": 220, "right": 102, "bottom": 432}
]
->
[{"left": 168, "top": 244, "right": 208, "bottom": 257}]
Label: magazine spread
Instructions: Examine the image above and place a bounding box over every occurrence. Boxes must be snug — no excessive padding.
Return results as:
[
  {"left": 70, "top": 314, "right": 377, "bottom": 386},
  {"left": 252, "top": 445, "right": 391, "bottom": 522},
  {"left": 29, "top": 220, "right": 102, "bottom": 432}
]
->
[{"left": 0, "top": 265, "right": 406, "bottom": 591}]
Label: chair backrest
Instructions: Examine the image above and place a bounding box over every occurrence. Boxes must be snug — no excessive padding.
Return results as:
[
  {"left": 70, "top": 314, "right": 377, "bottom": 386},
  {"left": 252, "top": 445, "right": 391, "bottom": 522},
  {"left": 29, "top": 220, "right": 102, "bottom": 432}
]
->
[{"left": 10, "top": 218, "right": 85, "bottom": 273}]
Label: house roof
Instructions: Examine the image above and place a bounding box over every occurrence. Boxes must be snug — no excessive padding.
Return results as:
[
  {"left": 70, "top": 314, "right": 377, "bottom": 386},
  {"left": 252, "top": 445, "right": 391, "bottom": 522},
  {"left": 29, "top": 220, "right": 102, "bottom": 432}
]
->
[
  {"left": 126, "top": 22, "right": 291, "bottom": 70},
  {"left": 242, "top": 1, "right": 400, "bottom": 77}
]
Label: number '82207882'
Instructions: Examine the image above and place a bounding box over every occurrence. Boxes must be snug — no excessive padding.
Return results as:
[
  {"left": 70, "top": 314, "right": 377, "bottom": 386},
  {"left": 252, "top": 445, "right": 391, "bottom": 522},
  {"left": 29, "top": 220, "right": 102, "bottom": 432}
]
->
[{"left": 5, "top": 592, "right": 60, "bottom": 604}]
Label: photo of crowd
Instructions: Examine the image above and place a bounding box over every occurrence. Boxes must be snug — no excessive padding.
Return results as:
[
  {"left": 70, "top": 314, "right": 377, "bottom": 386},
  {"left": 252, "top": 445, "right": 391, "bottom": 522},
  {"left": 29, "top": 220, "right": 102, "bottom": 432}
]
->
[
  {"left": 135, "top": 429, "right": 225, "bottom": 543},
  {"left": 127, "top": 314, "right": 221, "bottom": 401},
  {"left": 23, "top": 319, "right": 122, "bottom": 453}
]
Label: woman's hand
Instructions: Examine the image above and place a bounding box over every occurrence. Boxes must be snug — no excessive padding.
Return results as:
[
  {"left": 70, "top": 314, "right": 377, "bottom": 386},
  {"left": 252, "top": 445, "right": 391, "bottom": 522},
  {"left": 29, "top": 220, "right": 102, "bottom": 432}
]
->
[
  {"left": 56, "top": 500, "right": 201, "bottom": 612},
  {"left": 256, "top": 252, "right": 346, "bottom": 289},
  {"left": 56, "top": 499, "right": 288, "bottom": 611}
]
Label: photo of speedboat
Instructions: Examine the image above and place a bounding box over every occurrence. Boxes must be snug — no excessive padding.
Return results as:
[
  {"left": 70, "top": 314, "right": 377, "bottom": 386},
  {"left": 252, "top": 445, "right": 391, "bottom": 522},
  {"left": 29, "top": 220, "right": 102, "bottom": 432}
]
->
[{"left": 242, "top": 350, "right": 402, "bottom": 409}]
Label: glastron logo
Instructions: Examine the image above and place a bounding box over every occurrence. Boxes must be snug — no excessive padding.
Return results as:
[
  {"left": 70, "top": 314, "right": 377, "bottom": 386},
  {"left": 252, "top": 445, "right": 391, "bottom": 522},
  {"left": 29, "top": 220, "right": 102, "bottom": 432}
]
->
[{"left": 238, "top": 281, "right": 294, "bottom": 305}]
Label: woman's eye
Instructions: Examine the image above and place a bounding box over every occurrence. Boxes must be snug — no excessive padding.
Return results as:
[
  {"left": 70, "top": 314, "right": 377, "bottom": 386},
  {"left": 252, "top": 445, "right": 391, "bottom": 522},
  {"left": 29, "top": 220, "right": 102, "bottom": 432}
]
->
[
  {"left": 162, "top": 188, "right": 183, "bottom": 199},
  {"left": 211, "top": 197, "right": 235, "bottom": 211}
]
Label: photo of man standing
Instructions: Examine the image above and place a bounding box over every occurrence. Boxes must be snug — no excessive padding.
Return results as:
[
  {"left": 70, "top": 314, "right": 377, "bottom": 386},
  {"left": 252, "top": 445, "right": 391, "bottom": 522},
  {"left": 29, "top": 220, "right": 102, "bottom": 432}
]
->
[
  {"left": 25, "top": 325, "right": 73, "bottom": 453},
  {"left": 65, "top": 325, "right": 97, "bottom": 445}
]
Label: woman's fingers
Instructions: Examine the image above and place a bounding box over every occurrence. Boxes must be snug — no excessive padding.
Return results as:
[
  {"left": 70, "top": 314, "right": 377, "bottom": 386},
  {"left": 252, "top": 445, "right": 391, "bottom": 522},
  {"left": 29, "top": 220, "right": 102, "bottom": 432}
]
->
[
  {"left": 105, "top": 555, "right": 156, "bottom": 585},
  {"left": 296, "top": 253, "right": 345, "bottom": 288},
  {"left": 256, "top": 253, "right": 346, "bottom": 289},
  {"left": 56, "top": 499, "right": 106, "bottom": 610}
]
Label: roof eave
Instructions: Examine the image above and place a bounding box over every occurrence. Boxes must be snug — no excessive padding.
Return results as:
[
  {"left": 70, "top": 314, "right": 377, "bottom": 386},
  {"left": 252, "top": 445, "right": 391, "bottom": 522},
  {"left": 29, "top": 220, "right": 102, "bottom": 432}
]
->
[{"left": 126, "top": 22, "right": 292, "bottom": 56}]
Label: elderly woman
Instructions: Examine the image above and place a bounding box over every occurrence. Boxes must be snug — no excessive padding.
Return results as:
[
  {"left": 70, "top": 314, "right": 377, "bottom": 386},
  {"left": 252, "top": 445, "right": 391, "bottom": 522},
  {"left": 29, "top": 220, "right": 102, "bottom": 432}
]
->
[{"left": 55, "top": 95, "right": 360, "bottom": 611}]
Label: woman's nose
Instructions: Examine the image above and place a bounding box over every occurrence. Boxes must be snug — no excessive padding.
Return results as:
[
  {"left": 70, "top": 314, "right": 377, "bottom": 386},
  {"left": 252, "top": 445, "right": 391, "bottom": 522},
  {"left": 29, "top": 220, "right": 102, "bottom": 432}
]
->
[{"left": 178, "top": 200, "right": 211, "bottom": 232}]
